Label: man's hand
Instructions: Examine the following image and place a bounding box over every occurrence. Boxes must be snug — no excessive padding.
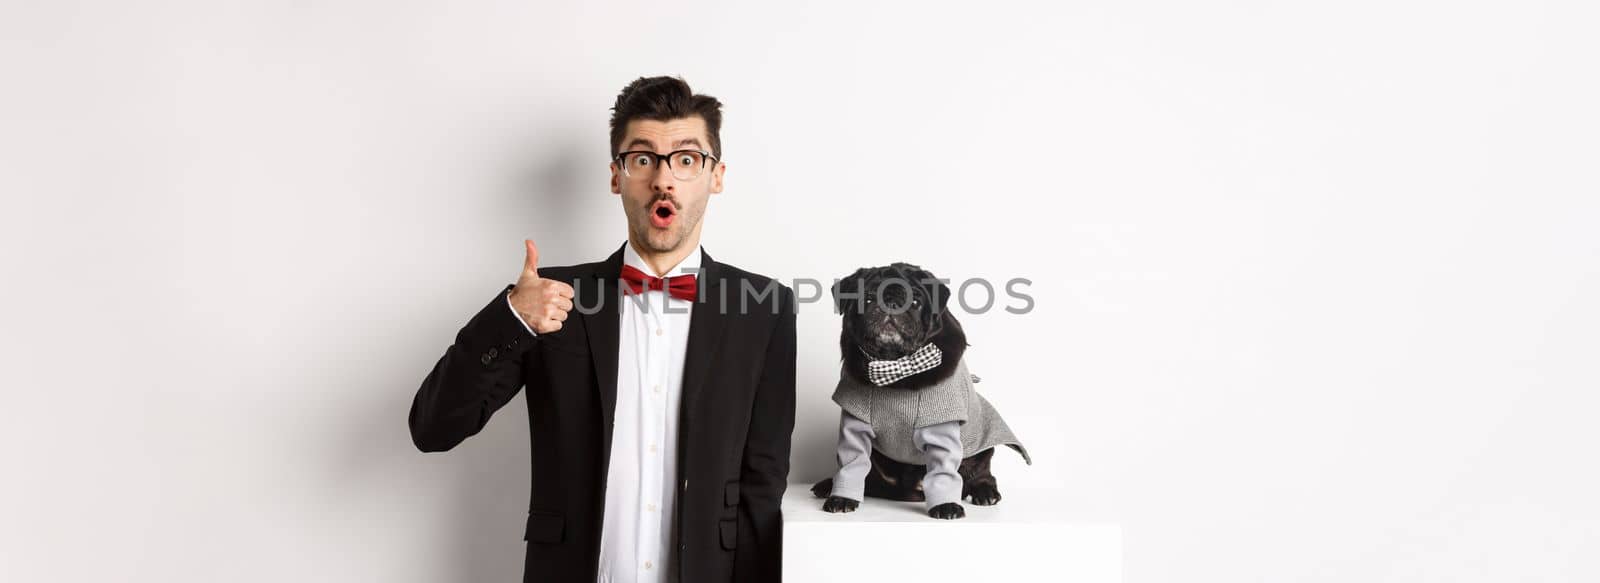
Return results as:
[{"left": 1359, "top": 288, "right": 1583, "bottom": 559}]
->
[{"left": 508, "top": 239, "right": 576, "bottom": 334}]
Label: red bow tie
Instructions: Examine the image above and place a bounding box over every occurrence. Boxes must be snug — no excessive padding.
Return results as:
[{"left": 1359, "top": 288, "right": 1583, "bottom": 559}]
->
[{"left": 619, "top": 263, "right": 698, "bottom": 302}]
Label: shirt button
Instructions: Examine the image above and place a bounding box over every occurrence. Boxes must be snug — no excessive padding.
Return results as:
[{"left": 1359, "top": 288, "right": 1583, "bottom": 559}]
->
[
  {"left": 644, "top": 560, "right": 653, "bottom": 570},
  {"left": 656, "top": 328, "right": 664, "bottom": 336},
  {"left": 647, "top": 503, "right": 656, "bottom": 512},
  {"left": 653, "top": 383, "right": 661, "bottom": 393},
  {"left": 649, "top": 443, "right": 657, "bottom": 453}
]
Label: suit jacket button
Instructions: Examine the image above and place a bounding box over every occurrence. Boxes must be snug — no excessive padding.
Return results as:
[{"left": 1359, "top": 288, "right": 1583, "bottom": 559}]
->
[
  {"left": 480, "top": 354, "right": 492, "bottom": 365},
  {"left": 487, "top": 347, "right": 498, "bottom": 358}
]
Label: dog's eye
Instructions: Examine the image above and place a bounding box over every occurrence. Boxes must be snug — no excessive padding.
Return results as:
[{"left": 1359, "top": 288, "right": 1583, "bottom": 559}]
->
[
  {"left": 910, "top": 298, "right": 921, "bottom": 308},
  {"left": 864, "top": 297, "right": 875, "bottom": 305}
]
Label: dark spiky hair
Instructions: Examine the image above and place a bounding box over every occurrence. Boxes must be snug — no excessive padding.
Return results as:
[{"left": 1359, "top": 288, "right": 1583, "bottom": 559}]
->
[{"left": 608, "top": 76, "right": 724, "bottom": 159}]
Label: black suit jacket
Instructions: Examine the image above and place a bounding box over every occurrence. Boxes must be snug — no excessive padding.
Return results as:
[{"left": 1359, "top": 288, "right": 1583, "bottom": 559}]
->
[{"left": 409, "top": 242, "right": 796, "bottom": 582}]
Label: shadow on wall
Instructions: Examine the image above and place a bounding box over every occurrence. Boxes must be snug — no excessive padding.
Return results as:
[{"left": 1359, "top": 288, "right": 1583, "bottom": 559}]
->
[
  {"left": 442, "top": 128, "right": 597, "bottom": 581},
  {"left": 495, "top": 125, "right": 599, "bottom": 260},
  {"left": 337, "top": 128, "right": 595, "bottom": 582}
]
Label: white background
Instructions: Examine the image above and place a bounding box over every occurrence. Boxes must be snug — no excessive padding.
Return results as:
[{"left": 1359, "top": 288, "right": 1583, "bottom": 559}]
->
[{"left": 3, "top": 1, "right": 1597, "bottom": 581}]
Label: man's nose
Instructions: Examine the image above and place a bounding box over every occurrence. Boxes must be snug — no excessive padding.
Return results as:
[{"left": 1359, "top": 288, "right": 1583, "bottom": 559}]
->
[{"left": 651, "top": 162, "right": 676, "bottom": 192}]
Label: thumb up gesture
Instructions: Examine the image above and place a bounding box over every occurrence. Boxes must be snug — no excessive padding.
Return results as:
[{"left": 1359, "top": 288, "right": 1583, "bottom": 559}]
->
[{"left": 508, "top": 239, "right": 576, "bottom": 334}]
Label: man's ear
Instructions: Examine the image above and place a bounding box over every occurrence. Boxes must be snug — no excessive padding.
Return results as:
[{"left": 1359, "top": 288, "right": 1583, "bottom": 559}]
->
[
  {"left": 709, "top": 161, "right": 725, "bottom": 194},
  {"left": 610, "top": 161, "right": 622, "bottom": 194},
  {"left": 832, "top": 268, "right": 867, "bottom": 314}
]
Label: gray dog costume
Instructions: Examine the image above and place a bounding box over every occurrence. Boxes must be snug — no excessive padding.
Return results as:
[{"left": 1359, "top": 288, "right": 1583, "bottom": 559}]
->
[{"left": 828, "top": 353, "right": 1032, "bottom": 509}]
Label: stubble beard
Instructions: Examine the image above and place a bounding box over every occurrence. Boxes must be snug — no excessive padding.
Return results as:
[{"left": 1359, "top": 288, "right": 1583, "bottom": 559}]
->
[{"left": 632, "top": 207, "right": 696, "bottom": 254}]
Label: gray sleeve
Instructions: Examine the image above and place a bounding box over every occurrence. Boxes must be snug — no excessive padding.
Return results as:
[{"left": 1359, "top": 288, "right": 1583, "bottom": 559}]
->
[
  {"left": 829, "top": 410, "right": 875, "bottom": 502},
  {"left": 913, "top": 420, "right": 964, "bottom": 508}
]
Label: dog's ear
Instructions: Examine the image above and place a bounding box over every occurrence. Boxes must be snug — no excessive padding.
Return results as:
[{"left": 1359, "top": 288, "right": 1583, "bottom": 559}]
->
[
  {"left": 919, "top": 269, "right": 952, "bottom": 313},
  {"left": 832, "top": 268, "right": 870, "bottom": 315},
  {"left": 887, "top": 262, "right": 951, "bottom": 338},
  {"left": 885, "top": 262, "right": 950, "bottom": 312}
]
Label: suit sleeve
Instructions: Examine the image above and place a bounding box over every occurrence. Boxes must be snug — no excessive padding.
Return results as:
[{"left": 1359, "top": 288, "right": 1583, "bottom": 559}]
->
[
  {"left": 734, "top": 284, "right": 797, "bottom": 582},
  {"left": 408, "top": 283, "right": 538, "bottom": 452}
]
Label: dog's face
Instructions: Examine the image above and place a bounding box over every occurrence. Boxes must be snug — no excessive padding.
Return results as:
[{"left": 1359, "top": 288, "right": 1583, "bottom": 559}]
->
[{"left": 832, "top": 263, "right": 952, "bottom": 360}]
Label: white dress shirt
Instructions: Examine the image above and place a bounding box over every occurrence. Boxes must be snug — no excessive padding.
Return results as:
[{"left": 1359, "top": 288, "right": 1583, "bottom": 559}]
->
[{"left": 505, "top": 241, "right": 700, "bottom": 583}]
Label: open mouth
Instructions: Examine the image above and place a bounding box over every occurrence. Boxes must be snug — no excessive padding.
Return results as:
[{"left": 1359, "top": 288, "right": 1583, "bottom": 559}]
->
[{"left": 650, "top": 201, "right": 677, "bottom": 229}]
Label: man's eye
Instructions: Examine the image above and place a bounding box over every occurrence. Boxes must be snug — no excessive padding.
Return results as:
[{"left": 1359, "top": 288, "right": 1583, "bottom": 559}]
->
[
  {"left": 632, "top": 155, "right": 653, "bottom": 166},
  {"left": 677, "top": 155, "right": 695, "bottom": 166}
]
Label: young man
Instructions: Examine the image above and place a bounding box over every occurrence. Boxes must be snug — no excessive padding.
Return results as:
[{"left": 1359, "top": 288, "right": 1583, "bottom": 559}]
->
[{"left": 409, "top": 76, "right": 796, "bottom": 582}]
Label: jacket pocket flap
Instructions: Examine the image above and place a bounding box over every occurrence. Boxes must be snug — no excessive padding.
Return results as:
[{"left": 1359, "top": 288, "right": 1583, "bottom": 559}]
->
[
  {"left": 723, "top": 481, "right": 740, "bottom": 506},
  {"left": 524, "top": 511, "right": 565, "bottom": 543},
  {"left": 718, "top": 519, "right": 737, "bottom": 550},
  {"left": 537, "top": 334, "right": 590, "bottom": 357}
]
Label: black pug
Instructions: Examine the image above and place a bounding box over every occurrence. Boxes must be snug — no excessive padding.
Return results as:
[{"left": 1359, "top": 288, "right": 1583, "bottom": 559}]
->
[{"left": 811, "top": 263, "right": 1032, "bottom": 519}]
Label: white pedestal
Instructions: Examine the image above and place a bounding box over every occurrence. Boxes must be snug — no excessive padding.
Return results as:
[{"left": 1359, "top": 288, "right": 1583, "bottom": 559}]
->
[{"left": 781, "top": 482, "right": 1122, "bottom": 582}]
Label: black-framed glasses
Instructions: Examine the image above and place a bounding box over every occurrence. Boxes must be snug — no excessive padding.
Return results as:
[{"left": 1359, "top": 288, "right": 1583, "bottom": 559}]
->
[{"left": 613, "top": 149, "right": 719, "bottom": 181}]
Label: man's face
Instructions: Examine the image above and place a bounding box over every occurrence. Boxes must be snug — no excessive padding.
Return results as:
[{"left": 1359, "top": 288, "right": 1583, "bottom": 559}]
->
[{"left": 610, "top": 116, "right": 725, "bottom": 256}]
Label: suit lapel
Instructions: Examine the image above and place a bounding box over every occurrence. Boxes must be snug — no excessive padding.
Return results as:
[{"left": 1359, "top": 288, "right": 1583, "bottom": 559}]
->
[
  {"left": 583, "top": 244, "right": 624, "bottom": 453},
  {"left": 581, "top": 242, "right": 732, "bottom": 455},
  {"left": 680, "top": 247, "right": 729, "bottom": 417}
]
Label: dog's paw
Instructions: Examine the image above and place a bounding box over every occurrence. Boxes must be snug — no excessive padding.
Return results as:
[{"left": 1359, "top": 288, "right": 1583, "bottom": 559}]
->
[
  {"left": 966, "top": 483, "right": 1002, "bottom": 506},
  {"left": 928, "top": 502, "right": 966, "bottom": 520},
  {"left": 810, "top": 479, "right": 834, "bottom": 499},
  {"left": 822, "top": 496, "right": 859, "bottom": 513}
]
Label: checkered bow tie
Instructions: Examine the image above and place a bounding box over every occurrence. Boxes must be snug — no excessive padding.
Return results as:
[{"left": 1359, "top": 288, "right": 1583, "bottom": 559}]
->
[
  {"left": 619, "top": 263, "right": 698, "bottom": 302},
  {"left": 862, "top": 342, "right": 945, "bottom": 386}
]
